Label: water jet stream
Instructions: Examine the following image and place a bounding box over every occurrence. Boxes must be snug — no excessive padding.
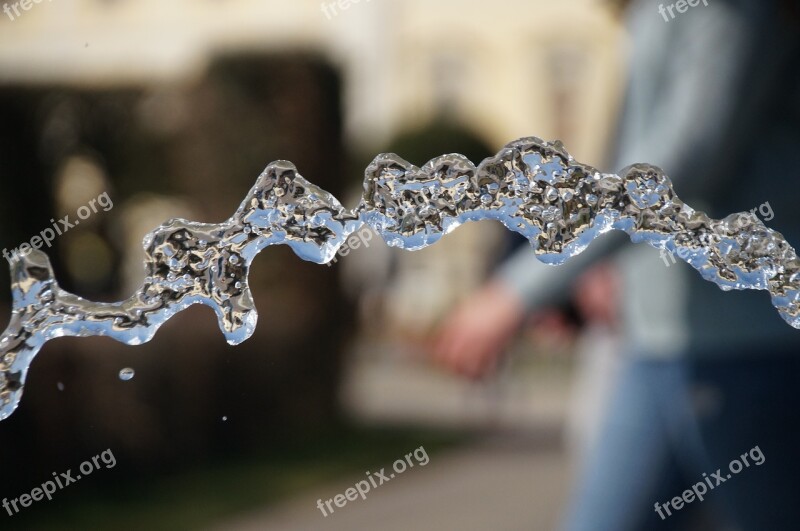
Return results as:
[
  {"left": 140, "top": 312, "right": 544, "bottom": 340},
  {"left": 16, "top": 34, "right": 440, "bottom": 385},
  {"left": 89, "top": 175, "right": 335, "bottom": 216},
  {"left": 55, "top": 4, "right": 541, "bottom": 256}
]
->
[{"left": 1, "top": 137, "right": 797, "bottom": 421}]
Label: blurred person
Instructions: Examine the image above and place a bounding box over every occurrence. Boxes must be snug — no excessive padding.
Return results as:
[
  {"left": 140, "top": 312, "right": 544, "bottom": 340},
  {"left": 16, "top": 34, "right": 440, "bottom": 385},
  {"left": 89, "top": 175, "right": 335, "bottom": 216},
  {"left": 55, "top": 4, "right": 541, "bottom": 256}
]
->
[
  {"left": 431, "top": 0, "right": 800, "bottom": 529},
  {"left": 563, "top": 263, "right": 624, "bottom": 463}
]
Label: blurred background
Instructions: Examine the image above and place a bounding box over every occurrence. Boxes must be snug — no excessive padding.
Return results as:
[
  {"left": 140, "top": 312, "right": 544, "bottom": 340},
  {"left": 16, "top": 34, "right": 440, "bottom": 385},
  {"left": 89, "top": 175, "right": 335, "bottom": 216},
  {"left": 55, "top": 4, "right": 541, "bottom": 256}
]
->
[{"left": 2, "top": 1, "right": 796, "bottom": 530}]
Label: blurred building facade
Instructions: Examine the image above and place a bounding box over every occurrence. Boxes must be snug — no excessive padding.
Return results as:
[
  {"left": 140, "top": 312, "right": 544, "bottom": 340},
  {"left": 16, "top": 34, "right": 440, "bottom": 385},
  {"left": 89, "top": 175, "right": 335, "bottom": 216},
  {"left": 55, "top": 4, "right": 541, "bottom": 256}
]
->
[{"left": 0, "top": 0, "right": 624, "bottom": 162}]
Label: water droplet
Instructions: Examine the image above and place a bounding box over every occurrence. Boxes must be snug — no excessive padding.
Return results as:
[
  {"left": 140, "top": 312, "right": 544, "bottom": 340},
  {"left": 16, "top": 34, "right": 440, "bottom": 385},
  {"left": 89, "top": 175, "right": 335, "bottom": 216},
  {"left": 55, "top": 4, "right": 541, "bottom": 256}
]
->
[
  {"left": 119, "top": 368, "right": 135, "bottom": 381},
  {"left": 229, "top": 255, "right": 239, "bottom": 265},
  {"left": 222, "top": 416, "right": 228, "bottom": 422},
  {"left": 528, "top": 205, "right": 543, "bottom": 216},
  {"left": 480, "top": 194, "right": 493, "bottom": 205},
  {"left": 57, "top": 382, "right": 64, "bottom": 391},
  {"left": 542, "top": 206, "right": 561, "bottom": 222}
]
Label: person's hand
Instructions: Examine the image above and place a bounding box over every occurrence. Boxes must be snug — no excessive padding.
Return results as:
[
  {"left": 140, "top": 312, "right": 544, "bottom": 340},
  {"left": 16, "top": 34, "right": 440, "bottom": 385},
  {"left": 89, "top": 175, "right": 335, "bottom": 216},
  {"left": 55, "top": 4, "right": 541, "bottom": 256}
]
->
[
  {"left": 573, "top": 262, "right": 620, "bottom": 327},
  {"left": 429, "top": 280, "right": 525, "bottom": 380},
  {"left": 525, "top": 308, "right": 577, "bottom": 351}
]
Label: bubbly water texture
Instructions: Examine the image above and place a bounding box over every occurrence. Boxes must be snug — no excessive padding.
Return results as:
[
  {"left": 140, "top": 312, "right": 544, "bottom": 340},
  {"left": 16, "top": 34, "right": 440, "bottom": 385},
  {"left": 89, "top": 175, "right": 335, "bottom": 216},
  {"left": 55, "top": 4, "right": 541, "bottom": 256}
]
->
[{"left": 1, "top": 137, "right": 798, "bottom": 421}]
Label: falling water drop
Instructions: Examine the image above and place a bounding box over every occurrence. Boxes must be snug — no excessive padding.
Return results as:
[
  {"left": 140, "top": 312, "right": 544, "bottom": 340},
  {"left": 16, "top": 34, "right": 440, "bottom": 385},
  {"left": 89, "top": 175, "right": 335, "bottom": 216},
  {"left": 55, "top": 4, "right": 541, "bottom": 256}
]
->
[{"left": 119, "top": 368, "right": 135, "bottom": 381}]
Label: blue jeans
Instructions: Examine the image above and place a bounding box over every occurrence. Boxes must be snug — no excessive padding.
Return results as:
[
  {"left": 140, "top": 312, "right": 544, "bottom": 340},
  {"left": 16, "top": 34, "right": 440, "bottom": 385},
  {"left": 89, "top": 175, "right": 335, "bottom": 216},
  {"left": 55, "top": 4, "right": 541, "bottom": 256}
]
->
[{"left": 562, "top": 350, "right": 800, "bottom": 531}]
